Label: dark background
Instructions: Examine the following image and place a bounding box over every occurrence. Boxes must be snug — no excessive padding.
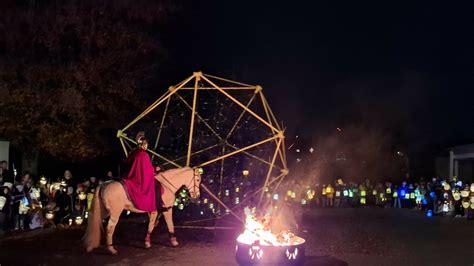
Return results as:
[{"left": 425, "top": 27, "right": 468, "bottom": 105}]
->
[{"left": 5, "top": 1, "right": 474, "bottom": 180}]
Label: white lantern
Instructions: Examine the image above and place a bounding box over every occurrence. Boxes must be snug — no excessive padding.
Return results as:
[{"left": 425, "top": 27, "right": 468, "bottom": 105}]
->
[
  {"left": 0, "top": 196, "right": 6, "bottom": 211},
  {"left": 78, "top": 192, "right": 87, "bottom": 201},
  {"left": 46, "top": 211, "right": 55, "bottom": 220},
  {"left": 39, "top": 176, "right": 47, "bottom": 186},
  {"left": 242, "top": 170, "right": 249, "bottom": 176}
]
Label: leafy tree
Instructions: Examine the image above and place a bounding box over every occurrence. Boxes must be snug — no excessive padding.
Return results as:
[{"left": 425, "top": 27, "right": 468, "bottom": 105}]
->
[{"left": 0, "top": 0, "right": 176, "bottom": 161}]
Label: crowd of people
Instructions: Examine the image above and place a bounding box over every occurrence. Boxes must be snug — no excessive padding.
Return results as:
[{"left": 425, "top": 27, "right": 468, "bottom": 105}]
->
[
  {"left": 1, "top": 156, "right": 473, "bottom": 236},
  {"left": 277, "top": 176, "right": 474, "bottom": 219},
  {"left": 0, "top": 162, "right": 116, "bottom": 234}
]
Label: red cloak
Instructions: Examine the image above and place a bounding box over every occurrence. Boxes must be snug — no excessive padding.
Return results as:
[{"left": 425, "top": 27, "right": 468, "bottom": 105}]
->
[{"left": 122, "top": 149, "right": 156, "bottom": 212}]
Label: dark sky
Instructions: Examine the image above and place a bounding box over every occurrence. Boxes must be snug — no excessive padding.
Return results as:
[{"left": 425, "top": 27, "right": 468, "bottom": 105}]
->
[{"left": 159, "top": 1, "right": 473, "bottom": 155}]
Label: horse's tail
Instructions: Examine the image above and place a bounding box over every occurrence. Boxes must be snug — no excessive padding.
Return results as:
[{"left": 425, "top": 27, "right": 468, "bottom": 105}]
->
[{"left": 83, "top": 184, "right": 104, "bottom": 252}]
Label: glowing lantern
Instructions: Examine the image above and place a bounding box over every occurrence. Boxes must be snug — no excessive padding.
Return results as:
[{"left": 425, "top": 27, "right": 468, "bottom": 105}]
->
[
  {"left": 69, "top": 218, "right": 73, "bottom": 226},
  {"left": 209, "top": 203, "right": 214, "bottom": 209},
  {"left": 410, "top": 192, "right": 415, "bottom": 199},
  {"left": 399, "top": 189, "right": 406, "bottom": 198},
  {"left": 235, "top": 197, "right": 240, "bottom": 204},
  {"left": 321, "top": 188, "right": 327, "bottom": 195},
  {"left": 335, "top": 191, "right": 341, "bottom": 197},
  {"left": 0, "top": 196, "right": 6, "bottom": 211},
  {"left": 203, "top": 198, "right": 208, "bottom": 204},
  {"left": 360, "top": 190, "right": 366, "bottom": 197},
  {"left": 461, "top": 190, "right": 469, "bottom": 198},
  {"left": 75, "top": 216, "right": 84, "bottom": 225},
  {"left": 39, "top": 176, "right": 47, "bottom": 186},
  {"left": 470, "top": 197, "right": 474, "bottom": 203},
  {"left": 264, "top": 187, "right": 269, "bottom": 192},
  {"left": 379, "top": 193, "right": 384, "bottom": 199},
  {"left": 442, "top": 203, "right": 449, "bottom": 213},
  {"left": 85, "top": 211, "right": 88, "bottom": 219},
  {"left": 426, "top": 210, "right": 433, "bottom": 217},
  {"left": 200, "top": 211, "right": 204, "bottom": 215},
  {"left": 422, "top": 199, "right": 427, "bottom": 205},
  {"left": 343, "top": 190, "right": 349, "bottom": 197},
  {"left": 348, "top": 191, "right": 354, "bottom": 198},
  {"left": 306, "top": 190, "right": 315, "bottom": 199},
  {"left": 242, "top": 170, "right": 249, "bottom": 176},
  {"left": 273, "top": 194, "right": 279, "bottom": 200},
  {"left": 126, "top": 211, "right": 131, "bottom": 215},
  {"left": 301, "top": 199, "right": 307, "bottom": 205},
  {"left": 360, "top": 197, "right": 366, "bottom": 205},
  {"left": 291, "top": 192, "right": 296, "bottom": 199},
  {"left": 45, "top": 211, "right": 55, "bottom": 220},
  {"left": 60, "top": 180, "right": 67, "bottom": 187},
  {"left": 470, "top": 184, "right": 474, "bottom": 192},
  {"left": 404, "top": 193, "right": 410, "bottom": 200},
  {"left": 471, "top": 202, "right": 474, "bottom": 209},
  {"left": 393, "top": 191, "right": 398, "bottom": 198},
  {"left": 443, "top": 183, "right": 451, "bottom": 191},
  {"left": 462, "top": 201, "right": 470, "bottom": 208},
  {"left": 429, "top": 191, "right": 435, "bottom": 198},
  {"left": 225, "top": 190, "right": 230, "bottom": 197},
  {"left": 372, "top": 190, "right": 377, "bottom": 196},
  {"left": 386, "top": 188, "right": 392, "bottom": 194},
  {"left": 178, "top": 203, "right": 184, "bottom": 210},
  {"left": 453, "top": 192, "right": 461, "bottom": 201},
  {"left": 287, "top": 190, "right": 292, "bottom": 196},
  {"left": 78, "top": 192, "right": 87, "bottom": 201},
  {"left": 235, "top": 187, "right": 240, "bottom": 193}
]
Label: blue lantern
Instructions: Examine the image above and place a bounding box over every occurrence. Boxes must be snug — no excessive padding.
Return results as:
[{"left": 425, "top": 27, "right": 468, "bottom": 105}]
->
[{"left": 426, "top": 210, "right": 433, "bottom": 217}]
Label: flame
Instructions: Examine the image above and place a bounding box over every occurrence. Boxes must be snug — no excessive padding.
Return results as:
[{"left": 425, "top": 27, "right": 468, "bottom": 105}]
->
[{"left": 237, "top": 208, "right": 305, "bottom": 246}]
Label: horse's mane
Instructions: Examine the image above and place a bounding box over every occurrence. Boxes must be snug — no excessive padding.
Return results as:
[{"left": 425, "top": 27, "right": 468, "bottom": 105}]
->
[{"left": 160, "top": 166, "right": 192, "bottom": 179}]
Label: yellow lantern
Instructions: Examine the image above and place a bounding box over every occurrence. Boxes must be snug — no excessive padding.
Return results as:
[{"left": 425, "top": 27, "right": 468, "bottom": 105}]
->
[
  {"left": 379, "top": 193, "right": 384, "bottom": 199},
  {"left": 471, "top": 202, "right": 474, "bottom": 209},
  {"left": 291, "top": 192, "right": 296, "bottom": 199},
  {"left": 75, "top": 216, "right": 84, "bottom": 225},
  {"left": 39, "top": 176, "right": 47, "bottom": 186},
  {"left": 242, "top": 170, "right": 249, "bottom": 176},
  {"left": 203, "top": 198, "right": 208, "bottom": 204},
  {"left": 224, "top": 189, "right": 230, "bottom": 197},
  {"left": 410, "top": 192, "right": 415, "bottom": 199},
  {"left": 287, "top": 190, "right": 292, "bottom": 196},
  {"left": 443, "top": 183, "right": 450, "bottom": 191},
  {"left": 461, "top": 190, "right": 469, "bottom": 198},
  {"left": 78, "top": 192, "right": 87, "bottom": 201},
  {"left": 264, "top": 187, "right": 269, "bottom": 193},
  {"left": 372, "top": 190, "right": 377, "bottom": 196},
  {"left": 360, "top": 190, "right": 366, "bottom": 197},
  {"left": 360, "top": 198, "right": 366, "bottom": 205},
  {"left": 453, "top": 192, "right": 461, "bottom": 201},
  {"left": 235, "top": 187, "right": 240, "bottom": 193},
  {"left": 386, "top": 188, "right": 392, "bottom": 194},
  {"left": 470, "top": 184, "right": 474, "bottom": 192},
  {"left": 393, "top": 191, "right": 398, "bottom": 198},
  {"left": 462, "top": 201, "right": 470, "bottom": 208}
]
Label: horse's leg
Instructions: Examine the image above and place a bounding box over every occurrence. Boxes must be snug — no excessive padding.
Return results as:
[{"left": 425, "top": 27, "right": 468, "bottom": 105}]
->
[
  {"left": 163, "top": 209, "right": 178, "bottom": 247},
  {"left": 145, "top": 211, "right": 158, "bottom": 249},
  {"left": 106, "top": 207, "right": 122, "bottom": 255}
]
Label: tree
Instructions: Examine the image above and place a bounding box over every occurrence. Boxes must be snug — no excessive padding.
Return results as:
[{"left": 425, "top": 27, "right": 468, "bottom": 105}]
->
[{"left": 0, "top": 0, "right": 177, "bottom": 162}]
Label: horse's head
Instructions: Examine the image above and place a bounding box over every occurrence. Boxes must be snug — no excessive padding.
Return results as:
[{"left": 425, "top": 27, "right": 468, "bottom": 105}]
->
[{"left": 187, "top": 167, "right": 202, "bottom": 199}]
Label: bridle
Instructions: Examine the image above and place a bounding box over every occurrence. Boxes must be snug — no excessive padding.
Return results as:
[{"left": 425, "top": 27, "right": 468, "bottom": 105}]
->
[
  {"left": 187, "top": 167, "right": 202, "bottom": 199},
  {"left": 158, "top": 167, "right": 201, "bottom": 198}
]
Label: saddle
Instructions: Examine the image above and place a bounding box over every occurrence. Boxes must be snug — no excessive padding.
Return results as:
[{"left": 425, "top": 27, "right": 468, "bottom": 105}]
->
[{"left": 117, "top": 179, "right": 170, "bottom": 212}]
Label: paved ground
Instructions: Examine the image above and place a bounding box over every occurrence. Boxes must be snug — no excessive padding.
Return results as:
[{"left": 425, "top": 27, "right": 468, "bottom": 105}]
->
[{"left": 0, "top": 208, "right": 473, "bottom": 266}]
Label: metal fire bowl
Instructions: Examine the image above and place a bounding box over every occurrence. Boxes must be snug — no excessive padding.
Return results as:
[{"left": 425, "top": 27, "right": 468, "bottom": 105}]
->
[{"left": 235, "top": 238, "right": 305, "bottom": 265}]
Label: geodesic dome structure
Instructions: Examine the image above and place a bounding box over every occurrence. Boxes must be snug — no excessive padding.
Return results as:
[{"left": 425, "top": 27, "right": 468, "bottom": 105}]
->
[{"left": 117, "top": 72, "right": 288, "bottom": 214}]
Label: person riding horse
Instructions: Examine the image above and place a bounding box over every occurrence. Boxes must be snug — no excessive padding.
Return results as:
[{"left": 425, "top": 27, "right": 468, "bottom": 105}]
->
[{"left": 122, "top": 132, "right": 165, "bottom": 212}]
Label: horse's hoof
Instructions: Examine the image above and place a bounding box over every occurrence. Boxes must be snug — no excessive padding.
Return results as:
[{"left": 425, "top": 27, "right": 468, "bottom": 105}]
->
[
  {"left": 107, "top": 246, "right": 118, "bottom": 255},
  {"left": 145, "top": 241, "right": 151, "bottom": 249},
  {"left": 170, "top": 237, "right": 179, "bottom": 247}
]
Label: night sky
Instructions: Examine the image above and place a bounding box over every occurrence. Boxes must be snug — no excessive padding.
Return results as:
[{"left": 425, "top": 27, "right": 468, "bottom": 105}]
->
[{"left": 158, "top": 1, "right": 473, "bottom": 157}]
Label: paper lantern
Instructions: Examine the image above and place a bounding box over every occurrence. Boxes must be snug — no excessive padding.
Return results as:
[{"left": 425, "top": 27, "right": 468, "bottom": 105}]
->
[
  {"left": 39, "top": 176, "right": 47, "bottom": 186},
  {"left": 273, "top": 194, "right": 279, "bottom": 201},
  {"left": 0, "top": 196, "right": 6, "bottom": 211},
  {"left": 75, "top": 216, "right": 84, "bottom": 225},
  {"left": 462, "top": 201, "right": 470, "bottom": 208},
  {"left": 426, "top": 210, "right": 433, "bottom": 217},
  {"left": 78, "top": 192, "right": 87, "bottom": 201},
  {"left": 242, "top": 170, "right": 249, "bottom": 176}
]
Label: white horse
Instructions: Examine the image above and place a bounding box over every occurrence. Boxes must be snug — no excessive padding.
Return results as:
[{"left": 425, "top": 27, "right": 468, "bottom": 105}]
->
[{"left": 83, "top": 167, "right": 201, "bottom": 254}]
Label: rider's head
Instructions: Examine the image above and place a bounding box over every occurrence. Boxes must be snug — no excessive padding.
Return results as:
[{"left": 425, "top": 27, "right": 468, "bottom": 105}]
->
[{"left": 137, "top": 137, "right": 148, "bottom": 150}]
